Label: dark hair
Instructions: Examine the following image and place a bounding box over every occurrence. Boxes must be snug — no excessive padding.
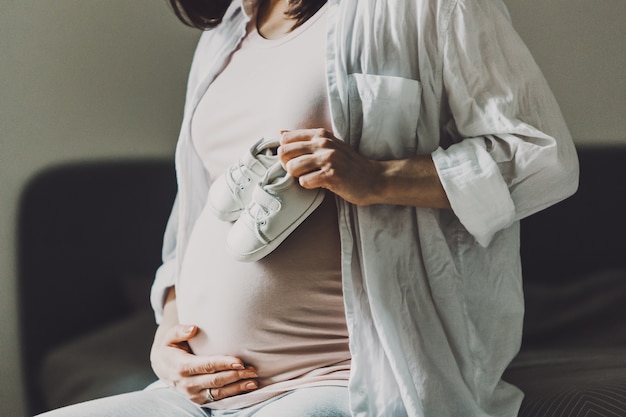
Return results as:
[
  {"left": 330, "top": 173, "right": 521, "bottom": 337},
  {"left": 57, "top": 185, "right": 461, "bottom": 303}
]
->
[{"left": 168, "top": 0, "right": 327, "bottom": 31}]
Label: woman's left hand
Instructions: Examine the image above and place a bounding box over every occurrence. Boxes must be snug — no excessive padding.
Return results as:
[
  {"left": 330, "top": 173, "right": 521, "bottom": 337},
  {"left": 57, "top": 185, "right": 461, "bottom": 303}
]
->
[{"left": 279, "top": 129, "right": 383, "bottom": 205}]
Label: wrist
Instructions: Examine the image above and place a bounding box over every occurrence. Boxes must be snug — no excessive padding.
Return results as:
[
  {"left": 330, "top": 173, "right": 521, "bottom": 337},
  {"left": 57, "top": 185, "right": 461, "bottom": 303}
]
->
[
  {"left": 367, "top": 156, "right": 451, "bottom": 209},
  {"left": 358, "top": 159, "right": 389, "bottom": 206},
  {"left": 369, "top": 160, "right": 392, "bottom": 205},
  {"left": 371, "top": 159, "right": 402, "bottom": 205}
]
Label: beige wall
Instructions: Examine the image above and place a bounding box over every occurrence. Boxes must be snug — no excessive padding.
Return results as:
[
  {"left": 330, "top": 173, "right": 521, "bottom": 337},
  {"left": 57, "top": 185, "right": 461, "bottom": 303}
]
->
[
  {"left": 504, "top": 0, "right": 626, "bottom": 144},
  {"left": 1, "top": 0, "right": 624, "bottom": 415}
]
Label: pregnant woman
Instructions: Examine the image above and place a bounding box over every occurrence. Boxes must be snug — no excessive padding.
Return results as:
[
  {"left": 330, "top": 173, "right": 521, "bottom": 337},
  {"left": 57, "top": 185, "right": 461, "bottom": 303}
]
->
[{"left": 36, "top": 0, "right": 578, "bottom": 416}]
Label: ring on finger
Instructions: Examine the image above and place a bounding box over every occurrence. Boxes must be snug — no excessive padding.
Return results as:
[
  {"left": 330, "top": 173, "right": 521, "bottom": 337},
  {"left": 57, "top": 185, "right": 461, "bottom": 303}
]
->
[{"left": 205, "top": 388, "right": 215, "bottom": 403}]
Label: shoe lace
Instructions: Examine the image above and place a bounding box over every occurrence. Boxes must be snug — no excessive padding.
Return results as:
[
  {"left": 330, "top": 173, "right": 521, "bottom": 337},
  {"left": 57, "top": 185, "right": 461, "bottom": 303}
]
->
[
  {"left": 248, "top": 201, "right": 271, "bottom": 226},
  {"left": 229, "top": 161, "right": 253, "bottom": 191}
]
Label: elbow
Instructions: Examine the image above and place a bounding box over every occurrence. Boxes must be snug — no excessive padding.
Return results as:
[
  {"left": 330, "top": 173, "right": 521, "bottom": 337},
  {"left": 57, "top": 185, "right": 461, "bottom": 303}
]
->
[
  {"left": 536, "top": 142, "right": 580, "bottom": 210},
  {"left": 555, "top": 143, "right": 580, "bottom": 202},
  {"left": 511, "top": 138, "right": 580, "bottom": 220}
]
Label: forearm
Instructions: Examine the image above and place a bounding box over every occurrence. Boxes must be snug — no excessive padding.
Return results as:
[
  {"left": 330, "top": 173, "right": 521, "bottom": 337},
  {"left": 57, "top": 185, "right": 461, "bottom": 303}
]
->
[
  {"left": 279, "top": 129, "right": 451, "bottom": 209},
  {"left": 368, "top": 155, "right": 451, "bottom": 209}
]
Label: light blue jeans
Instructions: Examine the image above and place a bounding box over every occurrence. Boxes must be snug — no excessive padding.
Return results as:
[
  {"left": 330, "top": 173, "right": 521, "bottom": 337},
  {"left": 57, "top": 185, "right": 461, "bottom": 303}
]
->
[{"left": 34, "top": 386, "right": 350, "bottom": 417}]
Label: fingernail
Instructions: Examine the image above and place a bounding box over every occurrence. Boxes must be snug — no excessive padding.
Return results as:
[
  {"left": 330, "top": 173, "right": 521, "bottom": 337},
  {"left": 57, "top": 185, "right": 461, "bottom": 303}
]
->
[
  {"left": 231, "top": 363, "right": 244, "bottom": 370},
  {"left": 246, "top": 382, "right": 258, "bottom": 389},
  {"left": 183, "top": 325, "right": 194, "bottom": 333}
]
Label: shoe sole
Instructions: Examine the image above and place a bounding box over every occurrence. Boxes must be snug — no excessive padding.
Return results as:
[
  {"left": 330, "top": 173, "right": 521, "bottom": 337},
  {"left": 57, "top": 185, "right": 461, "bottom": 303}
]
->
[{"left": 225, "top": 189, "right": 326, "bottom": 262}]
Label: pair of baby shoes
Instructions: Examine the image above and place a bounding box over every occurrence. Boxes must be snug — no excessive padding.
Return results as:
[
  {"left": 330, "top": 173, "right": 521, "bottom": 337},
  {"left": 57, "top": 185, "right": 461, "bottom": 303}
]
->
[{"left": 208, "top": 138, "right": 325, "bottom": 262}]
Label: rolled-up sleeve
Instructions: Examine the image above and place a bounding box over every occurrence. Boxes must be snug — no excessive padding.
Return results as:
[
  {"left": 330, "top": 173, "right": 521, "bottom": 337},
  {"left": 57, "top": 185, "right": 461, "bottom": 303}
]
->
[{"left": 432, "top": 0, "right": 579, "bottom": 246}]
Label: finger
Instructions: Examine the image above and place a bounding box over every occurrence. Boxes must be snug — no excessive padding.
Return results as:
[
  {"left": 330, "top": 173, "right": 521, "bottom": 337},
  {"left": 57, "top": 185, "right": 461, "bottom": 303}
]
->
[
  {"left": 187, "top": 378, "right": 259, "bottom": 405},
  {"left": 298, "top": 169, "right": 327, "bottom": 190},
  {"left": 165, "top": 324, "right": 198, "bottom": 345},
  {"left": 283, "top": 152, "right": 319, "bottom": 177},
  {"left": 279, "top": 142, "right": 312, "bottom": 167},
  {"left": 206, "top": 378, "right": 259, "bottom": 402},
  {"left": 280, "top": 137, "right": 337, "bottom": 172},
  {"left": 280, "top": 129, "right": 312, "bottom": 144},
  {"left": 179, "top": 355, "right": 246, "bottom": 377},
  {"left": 198, "top": 367, "right": 258, "bottom": 389},
  {"left": 176, "top": 369, "right": 259, "bottom": 404},
  {"left": 281, "top": 128, "right": 330, "bottom": 145}
]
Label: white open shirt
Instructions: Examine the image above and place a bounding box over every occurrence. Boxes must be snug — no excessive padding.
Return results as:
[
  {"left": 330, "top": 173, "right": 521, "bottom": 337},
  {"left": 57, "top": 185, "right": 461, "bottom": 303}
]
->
[{"left": 151, "top": 1, "right": 579, "bottom": 416}]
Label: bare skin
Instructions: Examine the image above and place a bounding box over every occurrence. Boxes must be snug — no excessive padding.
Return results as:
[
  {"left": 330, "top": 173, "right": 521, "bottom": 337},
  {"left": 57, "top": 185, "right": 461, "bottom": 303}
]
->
[
  {"left": 279, "top": 129, "right": 451, "bottom": 209},
  {"left": 256, "top": 0, "right": 292, "bottom": 39},
  {"left": 150, "top": 288, "right": 259, "bottom": 404}
]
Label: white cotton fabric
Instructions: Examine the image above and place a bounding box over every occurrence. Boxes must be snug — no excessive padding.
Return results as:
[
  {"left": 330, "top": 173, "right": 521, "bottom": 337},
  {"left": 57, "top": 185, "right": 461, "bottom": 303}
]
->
[
  {"left": 151, "top": 1, "right": 579, "bottom": 416},
  {"left": 190, "top": 3, "right": 333, "bottom": 179}
]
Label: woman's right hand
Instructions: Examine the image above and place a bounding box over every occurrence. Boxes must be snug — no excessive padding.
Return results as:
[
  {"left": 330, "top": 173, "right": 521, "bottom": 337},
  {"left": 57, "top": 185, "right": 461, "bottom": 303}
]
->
[{"left": 150, "top": 288, "right": 258, "bottom": 404}]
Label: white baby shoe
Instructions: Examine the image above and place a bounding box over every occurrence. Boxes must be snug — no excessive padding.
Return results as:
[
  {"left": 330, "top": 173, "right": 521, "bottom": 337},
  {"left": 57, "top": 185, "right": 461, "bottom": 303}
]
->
[
  {"left": 226, "top": 162, "right": 325, "bottom": 262},
  {"left": 208, "top": 138, "right": 280, "bottom": 221}
]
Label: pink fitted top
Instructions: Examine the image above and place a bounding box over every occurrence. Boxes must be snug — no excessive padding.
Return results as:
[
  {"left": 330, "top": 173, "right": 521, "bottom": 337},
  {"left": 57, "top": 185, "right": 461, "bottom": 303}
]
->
[{"left": 177, "top": 4, "right": 350, "bottom": 410}]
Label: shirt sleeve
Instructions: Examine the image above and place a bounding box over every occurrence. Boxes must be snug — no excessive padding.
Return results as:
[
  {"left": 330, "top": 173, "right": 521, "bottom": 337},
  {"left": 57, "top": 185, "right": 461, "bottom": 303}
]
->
[
  {"left": 432, "top": 0, "right": 579, "bottom": 247},
  {"left": 147, "top": 29, "right": 217, "bottom": 323},
  {"left": 150, "top": 194, "right": 179, "bottom": 323}
]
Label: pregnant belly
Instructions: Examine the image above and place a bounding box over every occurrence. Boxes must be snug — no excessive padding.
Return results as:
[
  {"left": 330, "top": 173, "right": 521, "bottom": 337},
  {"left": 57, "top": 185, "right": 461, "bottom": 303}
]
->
[{"left": 176, "top": 196, "right": 349, "bottom": 384}]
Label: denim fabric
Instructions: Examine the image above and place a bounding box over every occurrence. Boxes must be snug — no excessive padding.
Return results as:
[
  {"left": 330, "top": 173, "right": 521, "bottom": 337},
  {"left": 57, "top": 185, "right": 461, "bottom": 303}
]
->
[{"left": 34, "top": 386, "right": 349, "bottom": 417}]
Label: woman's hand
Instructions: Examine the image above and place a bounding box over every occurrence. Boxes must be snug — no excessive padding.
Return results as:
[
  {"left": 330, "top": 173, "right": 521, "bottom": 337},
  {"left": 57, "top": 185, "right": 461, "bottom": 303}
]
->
[
  {"left": 279, "top": 128, "right": 451, "bottom": 209},
  {"left": 150, "top": 324, "right": 258, "bottom": 404},
  {"left": 279, "top": 129, "right": 384, "bottom": 206},
  {"left": 150, "top": 288, "right": 258, "bottom": 404}
]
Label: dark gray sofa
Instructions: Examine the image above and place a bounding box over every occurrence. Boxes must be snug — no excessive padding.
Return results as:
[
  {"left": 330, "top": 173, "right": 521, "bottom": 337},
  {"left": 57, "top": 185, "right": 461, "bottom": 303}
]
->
[
  {"left": 18, "top": 147, "right": 626, "bottom": 416},
  {"left": 18, "top": 160, "right": 176, "bottom": 415}
]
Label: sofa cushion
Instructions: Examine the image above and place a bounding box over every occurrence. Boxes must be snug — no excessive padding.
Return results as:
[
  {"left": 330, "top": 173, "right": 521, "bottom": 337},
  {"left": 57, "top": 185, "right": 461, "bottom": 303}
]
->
[
  {"left": 522, "top": 269, "right": 626, "bottom": 349},
  {"left": 18, "top": 159, "right": 176, "bottom": 414},
  {"left": 505, "top": 348, "right": 626, "bottom": 416},
  {"left": 39, "top": 310, "right": 157, "bottom": 410}
]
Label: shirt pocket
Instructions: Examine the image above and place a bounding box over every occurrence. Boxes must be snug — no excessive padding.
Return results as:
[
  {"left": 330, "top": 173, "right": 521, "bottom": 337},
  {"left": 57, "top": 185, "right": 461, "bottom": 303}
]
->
[{"left": 348, "top": 73, "right": 422, "bottom": 160}]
